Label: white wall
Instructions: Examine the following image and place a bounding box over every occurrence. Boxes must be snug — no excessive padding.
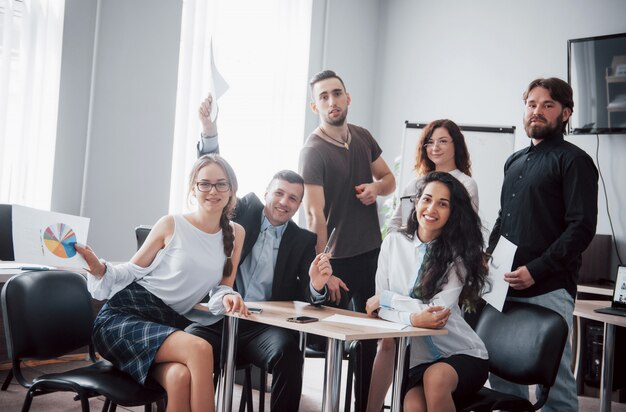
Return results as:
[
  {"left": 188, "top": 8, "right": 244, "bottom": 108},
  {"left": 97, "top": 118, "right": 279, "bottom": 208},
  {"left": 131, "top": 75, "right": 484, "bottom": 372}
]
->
[
  {"left": 50, "top": 0, "right": 626, "bottom": 271},
  {"left": 372, "top": 0, "right": 626, "bottom": 276},
  {"left": 54, "top": 0, "right": 183, "bottom": 260}
]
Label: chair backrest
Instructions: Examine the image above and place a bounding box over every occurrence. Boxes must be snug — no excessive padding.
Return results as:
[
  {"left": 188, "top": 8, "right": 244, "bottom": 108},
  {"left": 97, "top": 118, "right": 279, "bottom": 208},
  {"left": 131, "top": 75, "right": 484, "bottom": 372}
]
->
[
  {"left": 135, "top": 225, "right": 152, "bottom": 250},
  {"left": 1, "top": 270, "right": 95, "bottom": 362},
  {"left": 0, "top": 204, "right": 14, "bottom": 260},
  {"left": 475, "top": 302, "right": 568, "bottom": 387}
]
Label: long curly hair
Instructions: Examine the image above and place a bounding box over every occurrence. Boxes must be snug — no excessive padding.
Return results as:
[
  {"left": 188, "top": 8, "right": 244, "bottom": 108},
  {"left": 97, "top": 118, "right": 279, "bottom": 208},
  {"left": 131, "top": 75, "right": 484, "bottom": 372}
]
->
[
  {"left": 188, "top": 154, "right": 238, "bottom": 278},
  {"left": 415, "top": 119, "right": 472, "bottom": 177},
  {"left": 402, "top": 171, "right": 488, "bottom": 308}
]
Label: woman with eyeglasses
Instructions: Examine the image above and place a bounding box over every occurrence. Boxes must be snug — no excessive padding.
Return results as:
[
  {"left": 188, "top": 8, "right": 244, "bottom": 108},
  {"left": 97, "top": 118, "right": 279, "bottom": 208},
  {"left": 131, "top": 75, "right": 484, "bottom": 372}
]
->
[
  {"left": 366, "top": 172, "right": 489, "bottom": 412},
  {"left": 388, "top": 119, "right": 478, "bottom": 231},
  {"left": 75, "top": 154, "right": 246, "bottom": 412}
]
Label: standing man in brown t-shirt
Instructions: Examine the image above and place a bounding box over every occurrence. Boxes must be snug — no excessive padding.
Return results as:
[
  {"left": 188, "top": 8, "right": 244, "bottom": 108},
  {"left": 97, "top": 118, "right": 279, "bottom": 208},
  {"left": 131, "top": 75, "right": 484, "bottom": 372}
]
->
[{"left": 299, "top": 69, "right": 395, "bottom": 411}]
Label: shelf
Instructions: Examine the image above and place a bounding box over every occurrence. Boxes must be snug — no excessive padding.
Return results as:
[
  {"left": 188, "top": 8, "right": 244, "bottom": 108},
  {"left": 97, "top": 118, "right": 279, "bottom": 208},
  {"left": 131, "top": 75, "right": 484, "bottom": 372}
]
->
[
  {"left": 606, "top": 75, "right": 626, "bottom": 84},
  {"left": 578, "top": 283, "right": 614, "bottom": 296}
]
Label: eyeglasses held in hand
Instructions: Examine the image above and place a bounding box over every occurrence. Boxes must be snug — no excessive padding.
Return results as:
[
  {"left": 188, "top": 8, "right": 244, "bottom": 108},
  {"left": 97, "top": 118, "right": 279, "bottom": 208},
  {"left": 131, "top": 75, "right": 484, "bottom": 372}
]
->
[
  {"left": 423, "top": 138, "right": 450, "bottom": 149},
  {"left": 196, "top": 181, "right": 231, "bottom": 192}
]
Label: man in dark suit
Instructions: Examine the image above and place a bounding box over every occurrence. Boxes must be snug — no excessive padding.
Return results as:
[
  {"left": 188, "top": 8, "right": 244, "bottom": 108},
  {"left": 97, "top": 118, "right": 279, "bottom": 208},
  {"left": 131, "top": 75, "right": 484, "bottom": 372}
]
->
[{"left": 190, "top": 96, "right": 333, "bottom": 410}]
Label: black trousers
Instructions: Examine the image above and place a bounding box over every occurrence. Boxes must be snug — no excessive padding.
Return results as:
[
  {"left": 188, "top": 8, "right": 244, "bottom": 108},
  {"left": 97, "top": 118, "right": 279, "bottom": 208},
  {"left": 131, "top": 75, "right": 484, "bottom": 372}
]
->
[
  {"left": 187, "top": 319, "right": 303, "bottom": 411},
  {"left": 330, "top": 247, "right": 380, "bottom": 412}
]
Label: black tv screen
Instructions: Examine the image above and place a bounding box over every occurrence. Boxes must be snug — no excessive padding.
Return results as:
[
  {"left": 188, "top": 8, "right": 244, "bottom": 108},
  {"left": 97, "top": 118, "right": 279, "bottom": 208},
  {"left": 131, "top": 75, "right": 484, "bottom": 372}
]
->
[{"left": 568, "top": 32, "right": 626, "bottom": 134}]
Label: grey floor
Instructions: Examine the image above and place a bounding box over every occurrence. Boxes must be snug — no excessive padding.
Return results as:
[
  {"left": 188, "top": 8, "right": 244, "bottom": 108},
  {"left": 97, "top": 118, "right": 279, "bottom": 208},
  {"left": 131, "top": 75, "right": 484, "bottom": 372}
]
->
[{"left": 0, "top": 357, "right": 624, "bottom": 411}]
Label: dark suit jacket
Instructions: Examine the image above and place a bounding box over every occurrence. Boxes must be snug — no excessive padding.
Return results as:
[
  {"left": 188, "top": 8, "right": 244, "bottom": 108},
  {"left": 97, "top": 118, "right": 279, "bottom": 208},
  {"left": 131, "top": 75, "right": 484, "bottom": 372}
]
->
[{"left": 233, "top": 193, "right": 322, "bottom": 303}]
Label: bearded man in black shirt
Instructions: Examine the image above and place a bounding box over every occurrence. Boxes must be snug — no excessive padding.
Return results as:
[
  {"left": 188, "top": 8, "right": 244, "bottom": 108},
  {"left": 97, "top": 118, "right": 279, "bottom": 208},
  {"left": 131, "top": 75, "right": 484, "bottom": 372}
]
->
[{"left": 487, "top": 77, "right": 598, "bottom": 412}]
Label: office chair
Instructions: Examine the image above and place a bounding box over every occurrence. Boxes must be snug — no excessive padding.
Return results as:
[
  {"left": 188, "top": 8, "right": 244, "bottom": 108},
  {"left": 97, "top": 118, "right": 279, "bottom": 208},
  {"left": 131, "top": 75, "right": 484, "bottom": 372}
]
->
[
  {"left": 456, "top": 302, "right": 568, "bottom": 412},
  {"left": 0, "top": 204, "right": 14, "bottom": 261},
  {"left": 135, "top": 225, "right": 152, "bottom": 250},
  {"left": 1, "top": 270, "right": 166, "bottom": 411}
]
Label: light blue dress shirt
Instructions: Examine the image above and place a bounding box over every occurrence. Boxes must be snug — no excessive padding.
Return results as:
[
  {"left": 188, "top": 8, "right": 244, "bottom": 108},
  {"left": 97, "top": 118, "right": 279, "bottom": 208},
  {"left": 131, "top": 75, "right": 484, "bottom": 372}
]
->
[{"left": 239, "top": 214, "right": 325, "bottom": 302}]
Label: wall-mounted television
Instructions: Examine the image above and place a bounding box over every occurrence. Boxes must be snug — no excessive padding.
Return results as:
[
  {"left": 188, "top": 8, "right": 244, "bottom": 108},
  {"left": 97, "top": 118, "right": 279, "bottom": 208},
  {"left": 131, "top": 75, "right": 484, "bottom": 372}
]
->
[{"left": 568, "top": 32, "right": 626, "bottom": 134}]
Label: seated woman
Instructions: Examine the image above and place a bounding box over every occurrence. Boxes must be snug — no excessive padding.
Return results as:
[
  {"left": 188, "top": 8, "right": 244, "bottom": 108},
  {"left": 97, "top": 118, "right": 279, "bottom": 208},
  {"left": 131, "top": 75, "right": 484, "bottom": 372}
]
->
[
  {"left": 75, "top": 154, "right": 246, "bottom": 412},
  {"left": 369, "top": 119, "right": 479, "bottom": 411},
  {"left": 366, "top": 171, "right": 489, "bottom": 412}
]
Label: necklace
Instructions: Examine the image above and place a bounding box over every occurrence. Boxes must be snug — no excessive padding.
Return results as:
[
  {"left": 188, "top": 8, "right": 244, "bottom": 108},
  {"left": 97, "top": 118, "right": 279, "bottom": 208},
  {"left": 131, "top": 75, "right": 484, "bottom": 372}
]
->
[{"left": 319, "top": 126, "right": 350, "bottom": 150}]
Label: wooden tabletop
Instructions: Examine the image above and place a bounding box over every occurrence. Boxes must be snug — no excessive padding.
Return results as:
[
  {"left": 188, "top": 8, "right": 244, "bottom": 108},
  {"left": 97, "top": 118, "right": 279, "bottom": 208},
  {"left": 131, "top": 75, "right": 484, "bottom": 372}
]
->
[
  {"left": 574, "top": 300, "right": 626, "bottom": 328},
  {"left": 198, "top": 300, "right": 447, "bottom": 341}
]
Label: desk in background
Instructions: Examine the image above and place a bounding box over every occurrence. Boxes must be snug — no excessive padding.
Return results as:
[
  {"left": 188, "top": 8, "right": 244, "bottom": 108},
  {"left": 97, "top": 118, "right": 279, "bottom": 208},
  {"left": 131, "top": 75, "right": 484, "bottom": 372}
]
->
[
  {"left": 574, "top": 300, "right": 626, "bottom": 412},
  {"left": 209, "top": 300, "right": 447, "bottom": 412}
]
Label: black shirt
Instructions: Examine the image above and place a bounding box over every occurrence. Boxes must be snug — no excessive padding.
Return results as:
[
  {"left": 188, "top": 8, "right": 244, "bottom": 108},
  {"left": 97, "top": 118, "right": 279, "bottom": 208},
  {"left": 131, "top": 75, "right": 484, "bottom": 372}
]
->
[{"left": 488, "top": 134, "right": 598, "bottom": 299}]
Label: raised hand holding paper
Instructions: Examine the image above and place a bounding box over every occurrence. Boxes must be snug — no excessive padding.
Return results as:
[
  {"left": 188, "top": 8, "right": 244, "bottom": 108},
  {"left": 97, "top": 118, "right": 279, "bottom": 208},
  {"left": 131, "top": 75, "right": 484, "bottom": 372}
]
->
[{"left": 12, "top": 205, "right": 90, "bottom": 269}]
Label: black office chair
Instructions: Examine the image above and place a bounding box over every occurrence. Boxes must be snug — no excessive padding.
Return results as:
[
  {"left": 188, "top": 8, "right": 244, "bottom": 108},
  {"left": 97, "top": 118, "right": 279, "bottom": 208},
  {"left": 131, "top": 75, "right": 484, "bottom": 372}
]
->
[
  {"left": 1, "top": 270, "right": 166, "bottom": 411},
  {"left": 456, "top": 302, "right": 568, "bottom": 412},
  {"left": 135, "top": 225, "right": 153, "bottom": 250},
  {"left": 0, "top": 204, "right": 14, "bottom": 261}
]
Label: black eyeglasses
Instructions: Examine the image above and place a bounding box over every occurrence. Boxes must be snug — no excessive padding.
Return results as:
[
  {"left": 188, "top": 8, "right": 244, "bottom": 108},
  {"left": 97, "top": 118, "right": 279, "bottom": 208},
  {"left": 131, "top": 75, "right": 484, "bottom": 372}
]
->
[
  {"left": 196, "top": 181, "right": 231, "bottom": 192},
  {"left": 400, "top": 195, "right": 417, "bottom": 204}
]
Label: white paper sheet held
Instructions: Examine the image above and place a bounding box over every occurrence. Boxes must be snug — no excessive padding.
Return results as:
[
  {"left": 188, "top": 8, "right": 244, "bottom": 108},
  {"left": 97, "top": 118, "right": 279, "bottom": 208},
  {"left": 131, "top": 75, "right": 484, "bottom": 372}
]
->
[
  {"left": 208, "top": 39, "right": 229, "bottom": 122},
  {"left": 12, "top": 205, "right": 90, "bottom": 269},
  {"left": 482, "top": 235, "right": 517, "bottom": 312},
  {"left": 323, "top": 314, "right": 407, "bottom": 330}
]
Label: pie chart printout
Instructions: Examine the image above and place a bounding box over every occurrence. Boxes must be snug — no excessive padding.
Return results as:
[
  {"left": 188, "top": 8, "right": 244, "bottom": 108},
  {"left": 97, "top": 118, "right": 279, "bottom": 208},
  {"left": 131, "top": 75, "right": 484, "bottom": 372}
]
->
[{"left": 43, "top": 223, "right": 78, "bottom": 258}]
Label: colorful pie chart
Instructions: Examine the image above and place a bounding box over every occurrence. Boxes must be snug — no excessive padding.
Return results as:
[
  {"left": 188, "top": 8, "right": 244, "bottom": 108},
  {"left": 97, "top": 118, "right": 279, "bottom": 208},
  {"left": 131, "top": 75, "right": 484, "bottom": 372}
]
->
[{"left": 43, "top": 223, "right": 78, "bottom": 258}]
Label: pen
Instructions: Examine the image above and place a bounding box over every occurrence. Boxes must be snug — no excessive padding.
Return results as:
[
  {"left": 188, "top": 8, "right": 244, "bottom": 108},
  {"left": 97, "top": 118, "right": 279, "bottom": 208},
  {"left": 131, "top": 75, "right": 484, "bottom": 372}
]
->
[
  {"left": 323, "top": 228, "right": 337, "bottom": 254},
  {"left": 19, "top": 266, "right": 50, "bottom": 271}
]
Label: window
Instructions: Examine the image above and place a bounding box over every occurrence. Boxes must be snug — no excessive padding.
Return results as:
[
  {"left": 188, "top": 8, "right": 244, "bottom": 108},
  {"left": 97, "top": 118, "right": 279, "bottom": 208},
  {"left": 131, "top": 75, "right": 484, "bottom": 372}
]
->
[
  {"left": 0, "top": 0, "right": 65, "bottom": 210},
  {"left": 169, "top": 0, "right": 312, "bottom": 213}
]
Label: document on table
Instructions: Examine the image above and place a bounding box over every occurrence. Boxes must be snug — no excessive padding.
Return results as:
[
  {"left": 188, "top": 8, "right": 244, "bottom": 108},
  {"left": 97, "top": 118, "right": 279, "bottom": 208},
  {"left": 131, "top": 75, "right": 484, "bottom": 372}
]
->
[
  {"left": 323, "top": 314, "right": 407, "bottom": 330},
  {"left": 12, "top": 205, "right": 90, "bottom": 269},
  {"left": 482, "top": 236, "right": 517, "bottom": 312}
]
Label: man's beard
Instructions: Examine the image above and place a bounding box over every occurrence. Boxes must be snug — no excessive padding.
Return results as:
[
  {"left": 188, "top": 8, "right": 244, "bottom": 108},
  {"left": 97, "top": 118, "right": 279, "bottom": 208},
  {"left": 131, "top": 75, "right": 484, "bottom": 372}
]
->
[
  {"left": 325, "top": 107, "right": 348, "bottom": 126},
  {"left": 524, "top": 112, "right": 563, "bottom": 140}
]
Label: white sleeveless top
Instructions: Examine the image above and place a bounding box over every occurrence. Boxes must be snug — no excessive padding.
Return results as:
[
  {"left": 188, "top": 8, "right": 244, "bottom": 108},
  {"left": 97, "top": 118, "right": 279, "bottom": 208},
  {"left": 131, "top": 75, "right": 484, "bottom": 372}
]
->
[{"left": 137, "top": 215, "right": 226, "bottom": 313}]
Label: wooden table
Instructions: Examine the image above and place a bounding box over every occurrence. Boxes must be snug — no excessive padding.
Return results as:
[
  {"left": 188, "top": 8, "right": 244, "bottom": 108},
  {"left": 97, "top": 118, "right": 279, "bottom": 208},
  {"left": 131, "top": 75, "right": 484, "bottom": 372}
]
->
[
  {"left": 207, "top": 301, "right": 447, "bottom": 412},
  {"left": 574, "top": 300, "right": 626, "bottom": 412}
]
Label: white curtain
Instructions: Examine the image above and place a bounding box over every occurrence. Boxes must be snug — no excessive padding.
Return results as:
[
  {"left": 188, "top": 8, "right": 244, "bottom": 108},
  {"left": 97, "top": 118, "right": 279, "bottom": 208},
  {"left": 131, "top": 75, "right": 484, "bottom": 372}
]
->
[
  {"left": 0, "top": 0, "right": 65, "bottom": 210},
  {"left": 169, "top": 0, "right": 312, "bottom": 213}
]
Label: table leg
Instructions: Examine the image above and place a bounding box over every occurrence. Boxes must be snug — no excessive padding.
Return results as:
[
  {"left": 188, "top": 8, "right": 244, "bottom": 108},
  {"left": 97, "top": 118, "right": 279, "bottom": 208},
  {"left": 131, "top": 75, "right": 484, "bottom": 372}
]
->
[
  {"left": 217, "top": 316, "right": 239, "bottom": 412},
  {"left": 391, "top": 336, "right": 408, "bottom": 412},
  {"left": 322, "top": 338, "right": 344, "bottom": 412},
  {"left": 599, "top": 323, "right": 615, "bottom": 412}
]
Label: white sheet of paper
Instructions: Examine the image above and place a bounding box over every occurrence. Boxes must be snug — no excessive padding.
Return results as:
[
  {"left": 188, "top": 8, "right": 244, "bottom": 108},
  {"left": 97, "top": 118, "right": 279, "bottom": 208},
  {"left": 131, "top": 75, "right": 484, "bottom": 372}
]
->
[
  {"left": 12, "top": 205, "right": 90, "bottom": 269},
  {"left": 323, "top": 314, "right": 407, "bottom": 330},
  {"left": 482, "top": 236, "right": 517, "bottom": 312},
  {"left": 209, "top": 39, "right": 229, "bottom": 122}
]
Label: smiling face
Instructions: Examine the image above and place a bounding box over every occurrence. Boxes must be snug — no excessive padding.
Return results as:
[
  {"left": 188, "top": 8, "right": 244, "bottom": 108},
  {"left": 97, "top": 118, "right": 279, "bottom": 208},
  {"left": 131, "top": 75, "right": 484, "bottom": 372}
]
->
[
  {"left": 524, "top": 86, "right": 571, "bottom": 142},
  {"left": 425, "top": 127, "right": 456, "bottom": 171},
  {"left": 310, "top": 77, "right": 351, "bottom": 126},
  {"left": 193, "top": 163, "right": 231, "bottom": 213},
  {"left": 263, "top": 178, "right": 303, "bottom": 226},
  {"left": 415, "top": 181, "right": 451, "bottom": 242}
]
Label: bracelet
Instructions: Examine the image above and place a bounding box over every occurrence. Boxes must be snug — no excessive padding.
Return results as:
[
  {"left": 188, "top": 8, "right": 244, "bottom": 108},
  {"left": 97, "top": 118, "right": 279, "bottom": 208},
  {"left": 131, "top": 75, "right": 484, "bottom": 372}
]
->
[
  {"left": 99, "top": 259, "right": 108, "bottom": 277},
  {"left": 200, "top": 132, "right": 218, "bottom": 139}
]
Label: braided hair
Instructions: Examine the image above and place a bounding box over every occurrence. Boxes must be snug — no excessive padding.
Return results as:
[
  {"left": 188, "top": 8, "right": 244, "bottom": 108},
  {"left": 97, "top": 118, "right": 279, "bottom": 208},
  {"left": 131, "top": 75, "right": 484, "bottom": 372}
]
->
[
  {"left": 188, "top": 154, "right": 238, "bottom": 278},
  {"left": 402, "top": 171, "right": 488, "bottom": 309}
]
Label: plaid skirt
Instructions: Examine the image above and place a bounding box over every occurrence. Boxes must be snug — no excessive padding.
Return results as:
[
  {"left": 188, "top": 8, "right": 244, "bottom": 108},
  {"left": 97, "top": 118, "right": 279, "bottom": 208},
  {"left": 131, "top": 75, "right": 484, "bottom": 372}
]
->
[{"left": 93, "top": 282, "right": 191, "bottom": 385}]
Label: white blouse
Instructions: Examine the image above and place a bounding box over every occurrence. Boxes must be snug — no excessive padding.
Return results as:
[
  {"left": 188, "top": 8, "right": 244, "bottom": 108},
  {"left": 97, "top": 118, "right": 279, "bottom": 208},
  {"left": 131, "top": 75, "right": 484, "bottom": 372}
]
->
[{"left": 376, "top": 231, "right": 488, "bottom": 368}]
